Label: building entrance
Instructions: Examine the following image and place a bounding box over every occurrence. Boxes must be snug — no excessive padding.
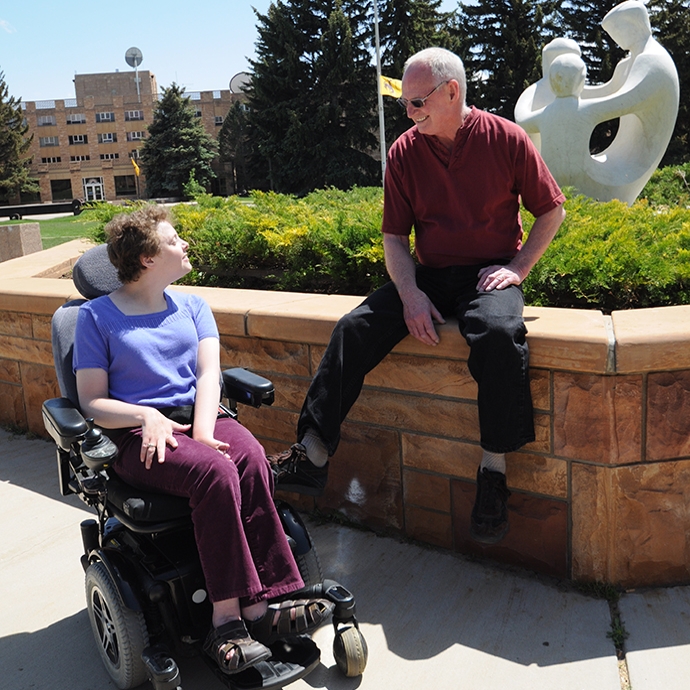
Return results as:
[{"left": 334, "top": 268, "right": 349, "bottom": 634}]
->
[{"left": 83, "top": 178, "right": 105, "bottom": 201}]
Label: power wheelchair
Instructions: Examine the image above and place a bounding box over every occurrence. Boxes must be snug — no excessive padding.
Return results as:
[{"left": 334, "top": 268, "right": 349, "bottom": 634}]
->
[{"left": 41, "top": 244, "right": 368, "bottom": 690}]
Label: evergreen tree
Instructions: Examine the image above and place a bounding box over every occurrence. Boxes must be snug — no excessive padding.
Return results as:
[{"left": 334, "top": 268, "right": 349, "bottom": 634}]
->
[
  {"left": 647, "top": 0, "right": 690, "bottom": 164},
  {"left": 378, "top": 0, "right": 467, "bottom": 143},
  {"left": 460, "top": 0, "right": 559, "bottom": 120},
  {"left": 246, "top": 0, "right": 379, "bottom": 194},
  {"left": 140, "top": 83, "right": 217, "bottom": 198},
  {"left": 0, "top": 70, "right": 38, "bottom": 199},
  {"left": 218, "top": 101, "right": 252, "bottom": 194}
]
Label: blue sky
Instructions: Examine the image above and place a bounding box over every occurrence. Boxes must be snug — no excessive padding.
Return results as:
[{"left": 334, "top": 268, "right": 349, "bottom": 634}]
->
[{"left": 0, "top": 0, "right": 464, "bottom": 102}]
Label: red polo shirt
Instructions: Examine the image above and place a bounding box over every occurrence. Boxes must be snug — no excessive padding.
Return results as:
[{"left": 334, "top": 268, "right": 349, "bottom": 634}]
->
[{"left": 382, "top": 107, "right": 565, "bottom": 268}]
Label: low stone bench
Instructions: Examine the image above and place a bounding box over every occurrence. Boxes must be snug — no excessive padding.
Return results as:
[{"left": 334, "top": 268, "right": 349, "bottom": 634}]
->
[{"left": 1, "top": 239, "right": 689, "bottom": 588}]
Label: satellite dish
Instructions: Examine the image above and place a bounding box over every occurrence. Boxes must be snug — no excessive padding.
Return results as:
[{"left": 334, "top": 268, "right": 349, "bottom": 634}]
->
[
  {"left": 229, "top": 72, "right": 251, "bottom": 93},
  {"left": 125, "top": 47, "right": 143, "bottom": 68}
]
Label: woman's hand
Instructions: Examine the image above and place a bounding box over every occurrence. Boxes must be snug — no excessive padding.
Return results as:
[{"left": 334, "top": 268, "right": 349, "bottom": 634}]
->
[
  {"left": 193, "top": 434, "right": 231, "bottom": 459},
  {"left": 140, "top": 408, "right": 191, "bottom": 469}
]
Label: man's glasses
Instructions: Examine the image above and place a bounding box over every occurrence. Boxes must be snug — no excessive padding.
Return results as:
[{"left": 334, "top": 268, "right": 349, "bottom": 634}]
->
[{"left": 397, "top": 80, "right": 449, "bottom": 110}]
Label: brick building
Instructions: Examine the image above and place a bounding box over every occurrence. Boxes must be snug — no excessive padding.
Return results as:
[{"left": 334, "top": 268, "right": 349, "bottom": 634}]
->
[{"left": 17, "top": 69, "right": 242, "bottom": 204}]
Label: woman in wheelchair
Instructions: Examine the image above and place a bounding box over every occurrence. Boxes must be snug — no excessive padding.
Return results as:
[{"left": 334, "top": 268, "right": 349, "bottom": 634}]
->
[{"left": 72, "top": 205, "right": 334, "bottom": 676}]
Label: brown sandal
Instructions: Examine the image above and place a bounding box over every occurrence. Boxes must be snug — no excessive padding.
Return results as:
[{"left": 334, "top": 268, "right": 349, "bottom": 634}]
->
[
  {"left": 247, "top": 598, "right": 335, "bottom": 645},
  {"left": 203, "top": 619, "right": 271, "bottom": 675}
]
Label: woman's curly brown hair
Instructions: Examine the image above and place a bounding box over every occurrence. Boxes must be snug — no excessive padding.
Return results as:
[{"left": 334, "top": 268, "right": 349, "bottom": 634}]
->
[{"left": 106, "top": 205, "right": 170, "bottom": 283}]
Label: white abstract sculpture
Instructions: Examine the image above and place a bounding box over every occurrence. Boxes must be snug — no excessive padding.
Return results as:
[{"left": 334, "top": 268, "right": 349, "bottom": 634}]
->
[{"left": 515, "top": 0, "right": 680, "bottom": 205}]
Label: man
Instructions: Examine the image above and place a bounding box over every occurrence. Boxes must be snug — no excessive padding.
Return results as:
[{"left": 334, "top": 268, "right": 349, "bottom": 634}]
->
[{"left": 272, "top": 47, "right": 566, "bottom": 544}]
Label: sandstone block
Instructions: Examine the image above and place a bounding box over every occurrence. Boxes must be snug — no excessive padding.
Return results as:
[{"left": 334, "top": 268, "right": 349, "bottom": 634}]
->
[
  {"left": 0, "top": 381, "right": 26, "bottom": 428},
  {"left": 404, "top": 504, "right": 453, "bottom": 549},
  {"left": 554, "top": 372, "right": 642, "bottom": 464},
  {"left": 0, "top": 358, "right": 21, "bottom": 385},
  {"left": 0, "top": 311, "right": 32, "bottom": 338},
  {"left": 350, "top": 387, "right": 479, "bottom": 441},
  {"left": 403, "top": 469, "right": 451, "bottom": 513},
  {"left": 452, "top": 479, "right": 568, "bottom": 579},
  {"left": 402, "top": 434, "right": 482, "bottom": 479},
  {"left": 316, "top": 424, "right": 403, "bottom": 532},
  {"left": 0, "top": 224, "right": 42, "bottom": 263},
  {"left": 219, "top": 335, "right": 311, "bottom": 377},
  {"left": 647, "top": 371, "right": 690, "bottom": 461}
]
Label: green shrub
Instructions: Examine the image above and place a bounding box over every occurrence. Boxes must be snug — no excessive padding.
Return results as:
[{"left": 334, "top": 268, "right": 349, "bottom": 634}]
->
[
  {"left": 80, "top": 170, "right": 690, "bottom": 311},
  {"left": 639, "top": 162, "right": 690, "bottom": 209},
  {"left": 523, "top": 192, "right": 690, "bottom": 312},
  {"left": 173, "top": 187, "right": 388, "bottom": 294}
]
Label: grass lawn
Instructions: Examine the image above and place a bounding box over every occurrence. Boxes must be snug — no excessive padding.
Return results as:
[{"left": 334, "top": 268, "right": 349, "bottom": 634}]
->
[{"left": 0, "top": 213, "right": 98, "bottom": 250}]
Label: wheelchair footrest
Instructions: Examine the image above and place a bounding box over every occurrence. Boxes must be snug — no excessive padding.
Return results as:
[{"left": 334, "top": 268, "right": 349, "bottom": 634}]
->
[
  {"left": 205, "top": 636, "right": 320, "bottom": 690},
  {"left": 142, "top": 645, "right": 182, "bottom": 690}
]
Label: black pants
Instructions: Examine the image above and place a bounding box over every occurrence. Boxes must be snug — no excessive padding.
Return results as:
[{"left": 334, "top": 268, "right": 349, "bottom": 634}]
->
[{"left": 298, "top": 263, "right": 535, "bottom": 455}]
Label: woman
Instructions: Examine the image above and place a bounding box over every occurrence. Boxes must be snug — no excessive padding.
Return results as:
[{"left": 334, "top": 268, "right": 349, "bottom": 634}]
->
[{"left": 73, "top": 205, "right": 332, "bottom": 675}]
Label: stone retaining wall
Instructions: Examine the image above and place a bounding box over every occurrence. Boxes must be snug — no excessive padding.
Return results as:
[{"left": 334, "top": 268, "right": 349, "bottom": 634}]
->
[{"left": 2, "top": 240, "right": 690, "bottom": 588}]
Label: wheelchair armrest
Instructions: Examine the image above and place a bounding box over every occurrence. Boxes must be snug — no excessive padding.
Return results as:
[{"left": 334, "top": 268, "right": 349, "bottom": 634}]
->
[
  {"left": 42, "top": 397, "right": 89, "bottom": 451},
  {"left": 222, "top": 367, "right": 275, "bottom": 408}
]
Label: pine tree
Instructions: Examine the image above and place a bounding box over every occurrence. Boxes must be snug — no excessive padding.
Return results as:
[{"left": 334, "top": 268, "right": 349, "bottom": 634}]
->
[
  {"left": 218, "top": 101, "right": 252, "bottom": 194},
  {"left": 246, "top": 0, "right": 378, "bottom": 194},
  {"left": 139, "top": 83, "right": 217, "bottom": 198},
  {"left": 378, "top": 0, "right": 466, "bottom": 143},
  {"left": 647, "top": 0, "right": 690, "bottom": 164},
  {"left": 461, "top": 0, "right": 559, "bottom": 120},
  {"left": 0, "top": 70, "right": 38, "bottom": 200}
]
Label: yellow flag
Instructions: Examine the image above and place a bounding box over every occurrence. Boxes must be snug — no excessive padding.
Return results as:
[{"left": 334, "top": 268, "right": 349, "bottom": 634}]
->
[
  {"left": 380, "top": 75, "right": 402, "bottom": 99},
  {"left": 131, "top": 157, "right": 140, "bottom": 177}
]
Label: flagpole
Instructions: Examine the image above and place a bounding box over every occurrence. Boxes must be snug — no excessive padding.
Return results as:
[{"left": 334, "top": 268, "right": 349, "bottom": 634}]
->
[{"left": 373, "top": 0, "right": 386, "bottom": 186}]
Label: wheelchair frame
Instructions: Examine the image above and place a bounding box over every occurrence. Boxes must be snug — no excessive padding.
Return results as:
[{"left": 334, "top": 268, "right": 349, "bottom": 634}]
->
[{"left": 42, "top": 367, "right": 367, "bottom": 690}]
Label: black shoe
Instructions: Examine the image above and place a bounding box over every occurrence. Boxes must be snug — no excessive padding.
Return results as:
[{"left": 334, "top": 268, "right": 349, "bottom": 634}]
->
[
  {"left": 268, "top": 443, "right": 329, "bottom": 496},
  {"left": 470, "top": 467, "right": 511, "bottom": 544}
]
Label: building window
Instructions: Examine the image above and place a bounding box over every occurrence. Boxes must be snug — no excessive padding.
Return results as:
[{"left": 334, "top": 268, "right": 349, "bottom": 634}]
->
[
  {"left": 130, "top": 149, "right": 140, "bottom": 160},
  {"left": 39, "top": 136, "right": 59, "bottom": 147},
  {"left": 115, "top": 174, "right": 137, "bottom": 196},
  {"left": 126, "top": 131, "right": 146, "bottom": 141},
  {"left": 69, "top": 134, "right": 88, "bottom": 145},
  {"left": 215, "top": 116, "right": 224, "bottom": 126},
  {"left": 95, "top": 112, "right": 115, "bottom": 122},
  {"left": 194, "top": 109, "right": 202, "bottom": 118},
  {"left": 41, "top": 156, "right": 62, "bottom": 164},
  {"left": 124, "top": 110, "right": 144, "bottom": 121},
  {"left": 66, "top": 113, "right": 87, "bottom": 124},
  {"left": 50, "top": 179, "right": 72, "bottom": 201},
  {"left": 99, "top": 153, "right": 120, "bottom": 160},
  {"left": 97, "top": 132, "right": 117, "bottom": 144},
  {"left": 37, "top": 115, "right": 57, "bottom": 126},
  {"left": 70, "top": 155, "right": 91, "bottom": 162}
]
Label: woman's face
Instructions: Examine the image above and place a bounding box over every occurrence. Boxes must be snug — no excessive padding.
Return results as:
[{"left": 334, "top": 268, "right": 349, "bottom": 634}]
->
[{"left": 150, "top": 221, "right": 192, "bottom": 280}]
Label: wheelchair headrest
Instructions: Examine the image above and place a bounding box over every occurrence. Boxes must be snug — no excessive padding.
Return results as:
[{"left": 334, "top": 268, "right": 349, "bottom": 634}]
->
[{"left": 73, "top": 244, "right": 121, "bottom": 299}]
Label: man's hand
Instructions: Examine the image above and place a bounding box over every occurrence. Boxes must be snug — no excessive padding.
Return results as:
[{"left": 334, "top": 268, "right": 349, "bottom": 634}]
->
[
  {"left": 401, "top": 287, "right": 446, "bottom": 346},
  {"left": 476, "top": 265, "right": 524, "bottom": 292}
]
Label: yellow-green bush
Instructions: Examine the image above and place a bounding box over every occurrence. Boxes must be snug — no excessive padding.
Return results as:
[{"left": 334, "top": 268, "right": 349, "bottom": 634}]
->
[{"left": 84, "top": 178, "right": 690, "bottom": 311}]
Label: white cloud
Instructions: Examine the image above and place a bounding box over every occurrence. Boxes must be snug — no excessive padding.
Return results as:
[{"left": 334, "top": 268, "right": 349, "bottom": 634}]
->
[{"left": 0, "top": 19, "right": 16, "bottom": 33}]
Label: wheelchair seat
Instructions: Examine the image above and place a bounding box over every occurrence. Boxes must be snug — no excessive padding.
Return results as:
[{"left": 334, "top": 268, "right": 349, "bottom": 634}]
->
[{"left": 42, "top": 242, "right": 367, "bottom": 690}]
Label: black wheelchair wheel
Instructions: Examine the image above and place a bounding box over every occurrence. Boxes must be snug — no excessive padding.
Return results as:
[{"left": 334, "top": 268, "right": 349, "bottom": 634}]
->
[
  {"left": 295, "top": 524, "right": 323, "bottom": 588},
  {"left": 85, "top": 561, "right": 150, "bottom": 689}
]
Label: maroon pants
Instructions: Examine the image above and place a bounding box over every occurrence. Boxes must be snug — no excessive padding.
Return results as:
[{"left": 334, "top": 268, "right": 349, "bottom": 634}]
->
[{"left": 112, "top": 417, "right": 303, "bottom": 603}]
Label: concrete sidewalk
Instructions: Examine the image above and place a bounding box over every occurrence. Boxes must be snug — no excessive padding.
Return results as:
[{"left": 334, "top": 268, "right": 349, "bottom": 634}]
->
[{"left": 1, "top": 428, "right": 689, "bottom": 690}]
